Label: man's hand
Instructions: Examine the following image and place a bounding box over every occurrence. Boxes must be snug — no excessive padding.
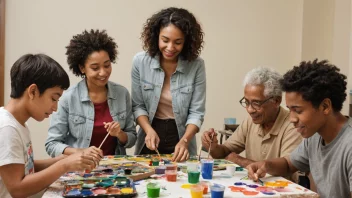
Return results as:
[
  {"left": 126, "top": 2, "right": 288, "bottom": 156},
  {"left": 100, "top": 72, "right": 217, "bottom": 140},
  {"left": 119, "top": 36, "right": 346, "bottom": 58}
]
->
[
  {"left": 201, "top": 128, "right": 218, "bottom": 151},
  {"left": 246, "top": 161, "right": 267, "bottom": 181}
]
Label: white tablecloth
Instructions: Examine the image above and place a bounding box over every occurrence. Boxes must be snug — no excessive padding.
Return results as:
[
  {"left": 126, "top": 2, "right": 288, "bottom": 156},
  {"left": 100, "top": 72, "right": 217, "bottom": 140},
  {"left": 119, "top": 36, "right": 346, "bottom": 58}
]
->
[{"left": 43, "top": 168, "right": 318, "bottom": 198}]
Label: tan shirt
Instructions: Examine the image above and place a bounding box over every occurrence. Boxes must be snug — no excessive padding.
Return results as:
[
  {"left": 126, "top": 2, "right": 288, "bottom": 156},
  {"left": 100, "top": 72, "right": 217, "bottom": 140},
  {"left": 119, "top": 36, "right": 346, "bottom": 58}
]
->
[
  {"left": 155, "top": 75, "right": 175, "bottom": 119},
  {"left": 223, "top": 106, "right": 302, "bottom": 161}
]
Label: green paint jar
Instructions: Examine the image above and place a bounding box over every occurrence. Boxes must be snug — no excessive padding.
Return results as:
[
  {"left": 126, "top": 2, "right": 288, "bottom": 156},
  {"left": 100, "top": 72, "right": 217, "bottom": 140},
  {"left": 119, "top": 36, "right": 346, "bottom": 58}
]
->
[
  {"left": 188, "top": 171, "right": 200, "bottom": 184},
  {"left": 147, "top": 183, "right": 160, "bottom": 198}
]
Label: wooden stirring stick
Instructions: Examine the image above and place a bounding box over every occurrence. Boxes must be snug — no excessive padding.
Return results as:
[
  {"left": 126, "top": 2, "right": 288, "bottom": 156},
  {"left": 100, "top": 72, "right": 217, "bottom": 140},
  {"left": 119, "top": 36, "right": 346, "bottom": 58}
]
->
[{"left": 207, "top": 133, "right": 215, "bottom": 159}]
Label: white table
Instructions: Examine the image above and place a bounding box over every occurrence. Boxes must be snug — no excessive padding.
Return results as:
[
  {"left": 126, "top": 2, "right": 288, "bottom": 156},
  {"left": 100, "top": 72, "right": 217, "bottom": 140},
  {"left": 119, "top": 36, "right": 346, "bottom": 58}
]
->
[{"left": 43, "top": 168, "right": 318, "bottom": 198}]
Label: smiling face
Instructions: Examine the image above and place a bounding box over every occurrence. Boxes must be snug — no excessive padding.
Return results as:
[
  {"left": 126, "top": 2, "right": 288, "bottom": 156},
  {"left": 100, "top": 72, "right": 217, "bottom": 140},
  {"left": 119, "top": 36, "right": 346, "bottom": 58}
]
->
[
  {"left": 285, "top": 92, "right": 327, "bottom": 138},
  {"left": 243, "top": 84, "right": 281, "bottom": 125},
  {"left": 27, "top": 85, "right": 63, "bottom": 121},
  {"left": 80, "top": 50, "right": 112, "bottom": 88},
  {"left": 158, "top": 24, "right": 185, "bottom": 62}
]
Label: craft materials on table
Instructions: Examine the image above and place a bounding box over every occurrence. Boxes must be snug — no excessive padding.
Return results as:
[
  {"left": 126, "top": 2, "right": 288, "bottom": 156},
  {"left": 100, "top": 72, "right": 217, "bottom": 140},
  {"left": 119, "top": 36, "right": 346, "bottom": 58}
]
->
[{"left": 43, "top": 155, "right": 318, "bottom": 198}]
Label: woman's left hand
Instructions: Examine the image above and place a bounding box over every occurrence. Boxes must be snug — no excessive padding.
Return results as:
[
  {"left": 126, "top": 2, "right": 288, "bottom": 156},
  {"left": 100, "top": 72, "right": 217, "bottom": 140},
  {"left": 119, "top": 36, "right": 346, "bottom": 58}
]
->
[
  {"left": 172, "top": 139, "right": 189, "bottom": 162},
  {"left": 103, "top": 121, "right": 121, "bottom": 137}
]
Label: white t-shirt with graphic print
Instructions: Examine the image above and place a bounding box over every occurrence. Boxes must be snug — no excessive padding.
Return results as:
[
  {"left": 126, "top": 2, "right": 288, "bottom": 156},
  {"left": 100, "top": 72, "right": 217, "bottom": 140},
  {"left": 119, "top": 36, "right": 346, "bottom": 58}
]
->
[{"left": 0, "top": 107, "right": 34, "bottom": 198}]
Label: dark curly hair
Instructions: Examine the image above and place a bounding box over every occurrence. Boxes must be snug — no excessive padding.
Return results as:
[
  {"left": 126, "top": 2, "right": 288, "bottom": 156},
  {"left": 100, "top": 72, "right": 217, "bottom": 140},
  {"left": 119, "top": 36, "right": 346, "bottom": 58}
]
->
[
  {"left": 66, "top": 29, "right": 118, "bottom": 77},
  {"left": 280, "top": 59, "right": 347, "bottom": 112},
  {"left": 141, "top": 7, "right": 204, "bottom": 62}
]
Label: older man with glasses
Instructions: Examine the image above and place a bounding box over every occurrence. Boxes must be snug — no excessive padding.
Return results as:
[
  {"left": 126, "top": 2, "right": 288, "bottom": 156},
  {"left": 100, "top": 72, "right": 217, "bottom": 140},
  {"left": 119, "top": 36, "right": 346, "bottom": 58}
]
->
[{"left": 201, "top": 67, "right": 302, "bottom": 170}]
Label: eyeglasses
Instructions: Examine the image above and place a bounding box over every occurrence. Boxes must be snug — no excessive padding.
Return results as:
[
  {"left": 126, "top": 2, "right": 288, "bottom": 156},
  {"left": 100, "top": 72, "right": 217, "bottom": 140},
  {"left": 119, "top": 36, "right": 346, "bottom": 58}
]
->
[{"left": 239, "top": 96, "right": 274, "bottom": 110}]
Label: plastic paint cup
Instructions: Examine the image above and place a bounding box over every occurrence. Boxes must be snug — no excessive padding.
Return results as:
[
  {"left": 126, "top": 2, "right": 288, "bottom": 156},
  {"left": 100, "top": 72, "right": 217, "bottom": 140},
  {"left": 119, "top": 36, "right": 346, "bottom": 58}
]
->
[
  {"left": 165, "top": 164, "right": 177, "bottom": 171},
  {"left": 152, "top": 159, "right": 160, "bottom": 166},
  {"left": 188, "top": 171, "right": 200, "bottom": 184},
  {"left": 201, "top": 159, "right": 214, "bottom": 179},
  {"left": 155, "top": 166, "right": 166, "bottom": 174},
  {"left": 165, "top": 170, "right": 177, "bottom": 182},
  {"left": 190, "top": 184, "right": 204, "bottom": 198},
  {"left": 187, "top": 161, "right": 199, "bottom": 172},
  {"left": 210, "top": 184, "right": 225, "bottom": 198},
  {"left": 147, "top": 183, "right": 160, "bottom": 198},
  {"left": 226, "top": 165, "right": 236, "bottom": 176},
  {"left": 199, "top": 181, "right": 209, "bottom": 194}
]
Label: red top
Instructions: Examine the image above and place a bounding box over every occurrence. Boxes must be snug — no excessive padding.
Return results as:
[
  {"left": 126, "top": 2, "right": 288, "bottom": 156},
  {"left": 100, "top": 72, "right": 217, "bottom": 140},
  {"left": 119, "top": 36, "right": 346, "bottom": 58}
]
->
[{"left": 89, "top": 100, "right": 117, "bottom": 155}]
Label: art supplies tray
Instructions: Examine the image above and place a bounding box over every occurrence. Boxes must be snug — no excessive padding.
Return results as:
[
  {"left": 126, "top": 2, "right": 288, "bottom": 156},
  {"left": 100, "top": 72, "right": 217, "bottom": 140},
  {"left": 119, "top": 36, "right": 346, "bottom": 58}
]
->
[{"left": 62, "top": 176, "right": 137, "bottom": 197}]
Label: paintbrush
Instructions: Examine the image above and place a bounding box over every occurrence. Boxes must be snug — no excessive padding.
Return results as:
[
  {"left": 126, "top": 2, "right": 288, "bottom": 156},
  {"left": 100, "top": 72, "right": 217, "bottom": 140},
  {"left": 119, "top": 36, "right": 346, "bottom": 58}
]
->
[
  {"left": 207, "top": 133, "right": 215, "bottom": 159},
  {"left": 98, "top": 131, "right": 110, "bottom": 149},
  {"left": 155, "top": 148, "right": 161, "bottom": 160},
  {"left": 198, "top": 144, "right": 202, "bottom": 161}
]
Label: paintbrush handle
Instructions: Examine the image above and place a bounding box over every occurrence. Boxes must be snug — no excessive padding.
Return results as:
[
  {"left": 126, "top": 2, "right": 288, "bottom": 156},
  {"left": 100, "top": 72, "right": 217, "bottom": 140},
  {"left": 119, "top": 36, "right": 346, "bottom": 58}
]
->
[
  {"left": 198, "top": 144, "right": 202, "bottom": 161},
  {"left": 207, "top": 133, "right": 215, "bottom": 158},
  {"left": 155, "top": 148, "right": 161, "bottom": 160},
  {"left": 98, "top": 131, "right": 110, "bottom": 149}
]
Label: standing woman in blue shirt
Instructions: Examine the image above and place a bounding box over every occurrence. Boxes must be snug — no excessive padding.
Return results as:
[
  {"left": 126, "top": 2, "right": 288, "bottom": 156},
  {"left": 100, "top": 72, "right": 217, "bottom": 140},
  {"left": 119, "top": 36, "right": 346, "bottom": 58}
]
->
[
  {"left": 46, "top": 29, "right": 137, "bottom": 157},
  {"left": 132, "top": 7, "right": 206, "bottom": 162}
]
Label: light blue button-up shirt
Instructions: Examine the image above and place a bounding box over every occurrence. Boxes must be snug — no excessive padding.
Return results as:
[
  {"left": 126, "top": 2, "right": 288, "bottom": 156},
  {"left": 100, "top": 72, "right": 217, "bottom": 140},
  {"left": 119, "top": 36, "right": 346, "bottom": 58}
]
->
[
  {"left": 45, "top": 79, "right": 137, "bottom": 157},
  {"left": 131, "top": 52, "right": 206, "bottom": 156}
]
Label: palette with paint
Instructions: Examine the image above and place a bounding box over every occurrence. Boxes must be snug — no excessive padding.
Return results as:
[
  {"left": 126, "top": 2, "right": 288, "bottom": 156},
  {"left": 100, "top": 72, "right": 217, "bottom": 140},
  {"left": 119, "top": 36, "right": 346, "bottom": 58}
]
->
[
  {"left": 213, "top": 159, "right": 236, "bottom": 170},
  {"left": 62, "top": 176, "right": 137, "bottom": 197},
  {"left": 60, "top": 161, "right": 155, "bottom": 185},
  {"left": 127, "top": 154, "right": 173, "bottom": 163},
  {"left": 99, "top": 154, "right": 173, "bottom": 165}
]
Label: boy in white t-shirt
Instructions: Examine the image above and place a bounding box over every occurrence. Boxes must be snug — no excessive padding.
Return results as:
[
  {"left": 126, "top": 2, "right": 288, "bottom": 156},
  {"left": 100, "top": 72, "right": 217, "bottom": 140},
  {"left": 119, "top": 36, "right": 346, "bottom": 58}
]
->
[{"left": 0, "top": 54, "right": 103, "bottom": 198}]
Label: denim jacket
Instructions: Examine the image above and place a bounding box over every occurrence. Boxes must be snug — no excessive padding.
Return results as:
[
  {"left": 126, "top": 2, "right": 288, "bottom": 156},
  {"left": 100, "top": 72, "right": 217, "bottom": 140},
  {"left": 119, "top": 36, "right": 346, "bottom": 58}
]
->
[
  {"left": 45, "top": 79, "right": 137, "bottom": 157},
  {"left": 131, "top": 52, "right": 206, "bottom": 156}
]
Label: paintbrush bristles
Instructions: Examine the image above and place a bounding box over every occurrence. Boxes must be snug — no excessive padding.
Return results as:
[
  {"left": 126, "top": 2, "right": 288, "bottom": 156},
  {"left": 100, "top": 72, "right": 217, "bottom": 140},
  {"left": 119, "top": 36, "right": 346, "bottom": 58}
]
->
[{"left": 155, "top": 148, "right": 161, "bottom": 160}]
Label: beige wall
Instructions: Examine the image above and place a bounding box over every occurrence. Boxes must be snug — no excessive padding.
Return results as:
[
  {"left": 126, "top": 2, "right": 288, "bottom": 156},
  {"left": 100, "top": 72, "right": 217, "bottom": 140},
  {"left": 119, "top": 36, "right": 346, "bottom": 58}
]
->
[{"left": 3, "top": 0, "right": 351, "bottom": 159}]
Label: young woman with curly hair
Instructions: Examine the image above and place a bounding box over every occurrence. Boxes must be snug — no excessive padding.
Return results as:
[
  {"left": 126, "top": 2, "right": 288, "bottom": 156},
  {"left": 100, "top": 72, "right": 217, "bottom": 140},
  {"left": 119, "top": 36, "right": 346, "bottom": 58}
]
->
[
  {"left": 45, "top": 29, "right": 137, "bottom": 157},
  {"left": 132, "top": 7, "right": 206, "bottom": 162}
]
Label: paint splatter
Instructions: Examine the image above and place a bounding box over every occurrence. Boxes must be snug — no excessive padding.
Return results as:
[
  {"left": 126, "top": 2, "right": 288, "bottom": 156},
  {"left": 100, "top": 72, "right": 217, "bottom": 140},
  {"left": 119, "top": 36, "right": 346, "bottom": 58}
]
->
[
  {"left": 228, "top": 186, "right": 245, "bottom": 192},
  {"left": 242, "top": 190, "right": 259, "bottom": 195}
]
